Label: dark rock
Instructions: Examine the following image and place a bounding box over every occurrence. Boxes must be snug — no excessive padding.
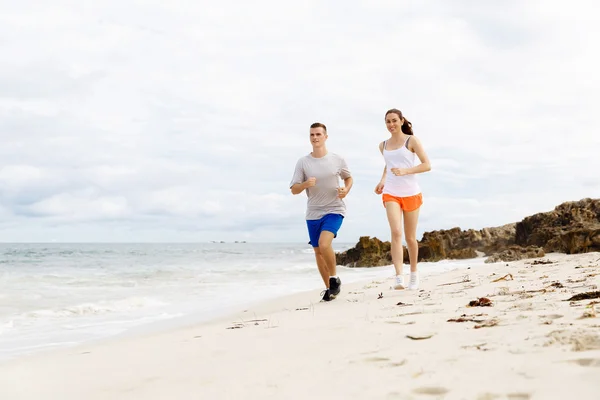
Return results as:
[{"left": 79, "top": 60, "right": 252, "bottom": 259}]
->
[
  {"left": 419, "top": 223, "right": 515, "bottom": 260},
  {"left": 484, "top": 245, "right": 545, "bottom": 263},
  {"left": 336, "top": 198, "right": 599, "bottom": 267},
  {"left": 335, "top": 236, "right": 393, "bottom": 267},
  {"left": 516, "top": 198, "right": 600, "bottom": 254}
]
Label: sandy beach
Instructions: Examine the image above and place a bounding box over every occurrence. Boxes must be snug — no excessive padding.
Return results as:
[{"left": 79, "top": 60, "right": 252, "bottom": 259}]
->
[{"left": 1, "top": 252, "right": 599, "bottom": 400}]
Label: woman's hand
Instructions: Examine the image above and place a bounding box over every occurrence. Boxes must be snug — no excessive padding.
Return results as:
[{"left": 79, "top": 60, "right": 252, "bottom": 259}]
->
[{"left": 391, "top": 168, "right": 408, "bottom": 176}]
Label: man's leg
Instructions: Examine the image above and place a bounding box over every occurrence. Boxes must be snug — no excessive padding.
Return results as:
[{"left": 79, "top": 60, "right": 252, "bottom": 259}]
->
[
  {"left": 313, "top": 247, "right": 330, "bottom": 288},
  {"left": 307, "top": 219, "right": 328, "bottom": 288},
  {"left": 318, "top": 214, "right": 344, "bottom": 296},
  {"left": 318, "top": 230, "right": 342, "bottom": 298},
  {"left": 317, "top": 230, "right": 337, "bottom": 277}
]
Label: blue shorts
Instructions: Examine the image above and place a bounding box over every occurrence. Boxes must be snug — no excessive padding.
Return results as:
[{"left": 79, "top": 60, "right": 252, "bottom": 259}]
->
[{"left": 306, "top": 213, "right": 344, "bottom": 248}]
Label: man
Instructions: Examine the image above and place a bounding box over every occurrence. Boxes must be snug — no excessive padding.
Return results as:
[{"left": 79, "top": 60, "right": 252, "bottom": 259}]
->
[{"left": 290, "top": 122, "right": 353, "bottom": 301}]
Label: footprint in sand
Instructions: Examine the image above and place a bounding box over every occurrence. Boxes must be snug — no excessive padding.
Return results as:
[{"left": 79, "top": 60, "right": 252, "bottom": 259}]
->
[
  {"left": 506, "top": 393, "right": 531, "bottom": 400},
  {"left": 356, "top": 356, "right": 407, "bottom": 369},
  {"left": 388, "top": 360, "right": 407, "bottom": 367},
  {"left": 412, "top": 386, "right": 449, "bottom": 396},
  {"left": 545, "top": 330, "right": 600, "bottom": 351},
  {"left": 363, "top": 356, "right": 390, "bottom": 362},
  {"left": 568, "top": 358, "right": 600, "bottom": 367},
  {"left": 539, "top": 314, "right": 563, "bottom": 320},
  {"left": 477, "top": 394, "right": 501, "bottom": 400}
]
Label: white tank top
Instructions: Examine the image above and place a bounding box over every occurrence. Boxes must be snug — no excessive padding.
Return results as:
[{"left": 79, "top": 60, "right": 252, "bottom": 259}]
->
[{"left": 382, "top": 137, "right": 421, "bottom": 197}]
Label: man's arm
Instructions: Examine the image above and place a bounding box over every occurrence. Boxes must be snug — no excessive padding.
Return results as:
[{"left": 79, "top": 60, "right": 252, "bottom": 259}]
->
[
  {"left": 337, "top": 176, "right": 353, "bottom": 199},
  {"left": 337, "top": 155, "right": 353, "bottom": 199},
  {"left": 344, "top": 176, "right": 353, "bottom": 192},
  {"left": 291, "top": 178, "right": 316, "bottom": 195}
]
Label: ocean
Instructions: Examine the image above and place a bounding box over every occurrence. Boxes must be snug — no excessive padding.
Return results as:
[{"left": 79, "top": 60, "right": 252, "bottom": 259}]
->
[{"left": 0, "top": 242, "right": 485, "bottom": 361}]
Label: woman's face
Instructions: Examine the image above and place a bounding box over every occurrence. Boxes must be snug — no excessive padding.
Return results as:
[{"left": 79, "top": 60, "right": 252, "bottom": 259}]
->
[{"left": 385, "top": 112, "right": 403, "bottom": 134}]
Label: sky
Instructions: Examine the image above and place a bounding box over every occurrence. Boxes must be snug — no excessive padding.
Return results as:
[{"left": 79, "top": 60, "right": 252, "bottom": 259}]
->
[{"left": 0, "top": 0, "right": 599, "bottom": 243}]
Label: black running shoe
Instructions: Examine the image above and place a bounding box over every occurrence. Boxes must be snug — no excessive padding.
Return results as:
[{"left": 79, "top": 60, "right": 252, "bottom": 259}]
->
[
  {"left": 329, "top": 277, "right": 341, "bottom": 296},
  {"left": 320, "top": 288, "right": 333, "bottom": 302}
]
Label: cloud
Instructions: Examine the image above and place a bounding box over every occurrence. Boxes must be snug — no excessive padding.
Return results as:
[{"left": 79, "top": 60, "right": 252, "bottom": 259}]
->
[{"left": 0, "top": 0, "right": 598, "bottom": 243}]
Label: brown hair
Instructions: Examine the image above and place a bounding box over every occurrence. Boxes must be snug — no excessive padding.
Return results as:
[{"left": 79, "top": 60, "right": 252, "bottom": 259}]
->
[
  {"left": 385, "top": 109, "right": 413, "bottom": 135},
  {"left": 310, "top": 122, "right": 327, "bottom": 132}
]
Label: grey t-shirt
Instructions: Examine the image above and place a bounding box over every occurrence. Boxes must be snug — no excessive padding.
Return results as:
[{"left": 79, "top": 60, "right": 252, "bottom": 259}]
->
[{"left": 289, "top": 152, "right": 352, "bottom": 220}]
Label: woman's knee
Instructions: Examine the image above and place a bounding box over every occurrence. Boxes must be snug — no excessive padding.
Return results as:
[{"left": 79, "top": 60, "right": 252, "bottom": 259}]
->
[
  {"left": 390, "top": 228, "right": 403, "bottom": 241},
  {"left": 405, "top": 237, "right": 418, "bottom": 246}
]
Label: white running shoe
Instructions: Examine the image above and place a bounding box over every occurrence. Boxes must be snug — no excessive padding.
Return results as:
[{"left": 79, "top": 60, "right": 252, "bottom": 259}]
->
[
  {"left": 392, "top": 275, "right": 405, "bottom": 290},
  {"left": 408, "top": 272, "right": 419, "bottom": 290}
]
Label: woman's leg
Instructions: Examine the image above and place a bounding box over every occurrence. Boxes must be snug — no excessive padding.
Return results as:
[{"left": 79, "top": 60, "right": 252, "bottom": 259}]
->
[
  {"left": 403, "top": 205, "right": 421, "bottom": 289},
  {"left": 385, "top": 201, "right": 404, "bottom": 285},
  {"left": 403, "top": 207, "right": 420, "bottom": 273}
]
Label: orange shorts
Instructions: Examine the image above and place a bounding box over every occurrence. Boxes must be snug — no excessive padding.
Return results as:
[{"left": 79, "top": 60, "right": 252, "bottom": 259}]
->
[{"left": 382, "top": 193, "right": 423, "bottom": 212}]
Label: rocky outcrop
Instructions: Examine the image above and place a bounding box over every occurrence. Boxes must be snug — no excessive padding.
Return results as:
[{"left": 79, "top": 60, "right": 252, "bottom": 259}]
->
[
  {"left": 484, "top": 245, "right": 545, "bottom": 263},
  {"left": 335, "top": 198, "right": 599, "bottom": 267},
  {"left": 335, "top": 225, "right": 514, "bottom": 267},
  {"left": 335, "top": 236, "right": 392, "bottom": 267},
  {"left": 516, "top": 198, "right": 600, "bottom": 254},
  {"left": 418, "top": 223, "right": 515, "bottom": 261}
]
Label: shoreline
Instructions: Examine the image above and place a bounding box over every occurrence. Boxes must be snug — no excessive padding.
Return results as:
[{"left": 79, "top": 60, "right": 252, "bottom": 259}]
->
[
  {"left": 2, "top": 252, "right": 599, "bottom": 399},
  {"left": 0, "top": 255, "right": 484, "bottom": 363}
]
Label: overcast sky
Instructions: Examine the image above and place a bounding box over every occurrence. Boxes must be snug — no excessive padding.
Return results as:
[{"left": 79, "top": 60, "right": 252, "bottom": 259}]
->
[{"left": 1, "top": 0, "right": 598, "bottom": 243}]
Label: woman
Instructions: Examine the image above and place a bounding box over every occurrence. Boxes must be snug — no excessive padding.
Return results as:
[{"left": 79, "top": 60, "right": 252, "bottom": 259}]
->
[{"left": 374, "top": 109, "right": 431, "bottom": 290}]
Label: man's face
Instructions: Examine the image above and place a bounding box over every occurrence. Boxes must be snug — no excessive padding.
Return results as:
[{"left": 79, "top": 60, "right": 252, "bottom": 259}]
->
[{"left": 309, "top": 127, "right": 327, "bottom": 147}]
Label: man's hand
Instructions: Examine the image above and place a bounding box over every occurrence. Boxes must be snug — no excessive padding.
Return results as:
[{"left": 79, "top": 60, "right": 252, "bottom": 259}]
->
[
  {"left": 337, "top": 186, "right": 348, "bottom": 199},
  {"left": 391, "top": 168, "right": 408, "bottom": 176},
  {"left": 305, "top": 177, "right": 316, "bottom": 187},
  {"left": 374, "top": 182, "right": 384, "bottom": 194}
]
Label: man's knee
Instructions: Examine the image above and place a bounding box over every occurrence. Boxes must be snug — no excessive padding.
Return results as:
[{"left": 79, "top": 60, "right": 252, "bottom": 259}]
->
[
  {"left": 318, "top": 239, "right": 332, "bottom": 250},
  {"left": 318, "top": 232, "right": 334, "bottom": 249}
]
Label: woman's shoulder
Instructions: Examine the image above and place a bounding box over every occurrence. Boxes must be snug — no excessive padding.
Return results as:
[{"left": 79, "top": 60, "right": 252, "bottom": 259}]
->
[{"left": 406, "top": 135, "right": 423, "bottom": 151}]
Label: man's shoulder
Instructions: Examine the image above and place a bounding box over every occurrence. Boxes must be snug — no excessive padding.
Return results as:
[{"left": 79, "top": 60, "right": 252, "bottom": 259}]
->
[
  {"left": 328, "top": 152, "right": 347, "bottom": 162},
  {"left": 294, "top": 154, "right": 312, "bottom": 164}
]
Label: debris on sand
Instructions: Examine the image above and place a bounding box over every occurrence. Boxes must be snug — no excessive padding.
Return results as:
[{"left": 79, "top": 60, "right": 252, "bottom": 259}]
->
[
  {"left": 447, "top": 313, "right": 488, "bottom": 323},
  {"left": 530, "top": 259, "right": 554, "bottom": 265},
  {"left": 377, "top": 292, "right": 384, "bottom": 299},
  {"left": 438, "top": 275, "right": 471, "bottom": 286},
  {"left": 575, "top": 264, "right": 596, "bottom": 269},
  {"left": 579, "top": 308, "right": 597, "bottom": 319},
  {"left": 565, "top": 291, "right": 600, "bottom": 302},
  {"left": 579, "top": 301, "right": 598, "bottom": 319},
  {"left": 468, "top": 297, "right": 493, "bottom": 307},
  {"left": 396, "top": 301, "right": 413, "bottom": 306},
  {"left": 406, "top": 334, "right": 434, "bottom": 340},
  {"left": 461, "top": 343, "right": 490, "bottom": 351},
  {"left": 474, "top": 318, "right": 499, "bottom": 329},
  {"left": 448, "top": 317, "right": 473, "bottom": 323},
  {"left": 492, "top": 273, "right": 514, "bottom": 283}
]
